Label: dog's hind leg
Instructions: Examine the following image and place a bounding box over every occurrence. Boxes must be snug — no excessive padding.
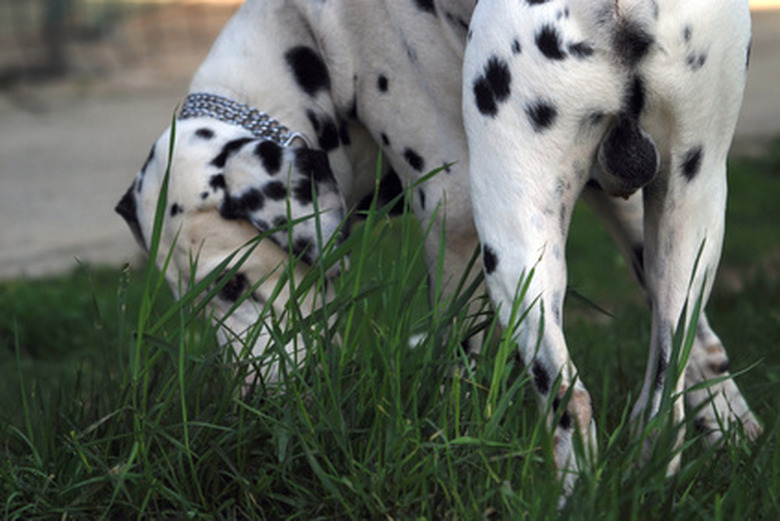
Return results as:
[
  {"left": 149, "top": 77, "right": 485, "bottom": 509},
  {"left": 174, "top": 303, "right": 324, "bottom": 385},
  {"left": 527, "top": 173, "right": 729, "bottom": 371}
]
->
[
  {"left": 628, "top": 0, "right": 755, "bottom": 471},
  {"left": 581, "top": 184, "right": 762, "bottom": 448}
]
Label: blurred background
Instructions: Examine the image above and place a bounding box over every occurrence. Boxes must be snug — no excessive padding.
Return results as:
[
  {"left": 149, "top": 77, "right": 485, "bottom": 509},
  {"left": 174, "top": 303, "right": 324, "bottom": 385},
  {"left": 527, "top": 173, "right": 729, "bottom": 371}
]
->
[
  {"left": 0, "top": 0, "right": 778, "bottom": 280},
  {"left": 0, "top": 0, "right": 241, "bottom": 279}
]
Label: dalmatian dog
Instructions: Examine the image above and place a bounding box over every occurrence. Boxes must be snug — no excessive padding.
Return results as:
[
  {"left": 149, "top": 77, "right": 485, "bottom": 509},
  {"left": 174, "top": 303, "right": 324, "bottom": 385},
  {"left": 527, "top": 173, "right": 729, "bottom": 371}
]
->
[{"left": 116, "top": 0, "right": 761, "bottom": 491}]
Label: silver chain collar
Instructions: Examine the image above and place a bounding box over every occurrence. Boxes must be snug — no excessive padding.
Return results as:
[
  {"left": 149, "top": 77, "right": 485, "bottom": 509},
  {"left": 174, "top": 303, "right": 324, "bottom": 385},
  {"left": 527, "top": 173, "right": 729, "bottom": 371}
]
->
[{"left": 178, "top": 92, "right": 311, "bottom": 148}]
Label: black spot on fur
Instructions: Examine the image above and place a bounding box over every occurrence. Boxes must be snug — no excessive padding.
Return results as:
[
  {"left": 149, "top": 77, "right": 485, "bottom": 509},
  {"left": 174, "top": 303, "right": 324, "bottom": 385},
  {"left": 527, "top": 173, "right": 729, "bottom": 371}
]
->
[
  {"left": 614, "top": 20, "right": 654, "bottom": 66},
  {"left": 413, "top": 0, "right": 437, "bottom": 15},
  {"left": 404, "top": 148, "right": 426, "bottom": 172},
  {"left": 693, "top": 417, "right": 708, "bottom": 434},
  {"left": 211, "top": 138, "right": 253, "bottom": 168},
  {"left": 292, "top": 237, "right": 314, "bottom": 264},
  {"left": 681, "top": 146, "right": 703, "bottom": 181},
  {"left": 560, "top": 411, "right": 573, "bottom": 430},
  {"left": 381, "top": 133, "right": 391, "bottom": 147},
  {"left": 273, "top": 215, "right": 288, "bottom": 228},
  {"left": 683, "top": 25, "right": 692, "bottom": 43},
  {"left": 195, "top": 128, "right": 215, "bottom": 140},
  {"left": 473, "top": 56, "right": 512, "bottom": 117},
  {"left": 170, "top": 203, "right": 183, "bottom": 217},
  {"left": 255, "top": 140, "right": 283, "bottom": 175},
  {"left": 115, "top": 185, "right": 146, "bottom": 250},
  {"left": 532, "top": 362, "right": 550, "bottom": 394},
  {"left": 713, "top": 359, "right": 730, "bottom": 374},
  {"left": 209, "top": 174, "right": 226, "bottom": 191},
  {"left": 139, "top": 146, "right": 155, "bottom": 191},
  {"left": 473, "top": 79, "right": 495, "bottom": 116},
  {"left": 482, "top": 244, "right": 498, "bottom": 275},
  {"left": 377, "top": 74, "right": 389, "bottom": 93},
  {"left": 306, "top": 110, "right": 340, "bottom": 151},
  {"left": 295, "top": 148, "right": 337, "bottom": 185},
  {"left": 686, "top": 52, "right": 707, "bottom": 71},
  {"left": 253, "top": 218, "right": 270, "bottom": 233},
  {"left": 568, "top": 41, "right": 594, "bottom": 59},
  {"left": 418, "top": 189, "right": 426, "bottom": 210},
  {"left": 525, "top": 99, "right": 558, "bottom": 132},
  {"left": 263, "top": 181, "right": 287, "bottom": 201},
  {"left": 221, "top": 189, "right": 265, "bottom": 220},
  {"left": 318, "top": 120, "right": 339, "bottom": 151},
  {"left": 357, "top": 169, "right": 404, "bottom": 216},
  {"left": 218, "top": 273, "right": 248, "bottom": 303},
  {"left": 512, "top": 39, "right": 522, "bottom": 55},
  {"left": 239, "top": 190, "right": 265, "bottom": 212},
  {"left": 527, "top": 0, "right": 551, "bottom": 5},
  {"left": 141, "top": 146, "right": 155, "bottom": 173},
  {"left": 293, "top": 179, "right": 314, "bottom": 205},
  {"left": 536, "top": 25, "right": 566, "bottom": 60},
  {"left": 682, "top": 25, "right": 707, "bottom": 71},
  {"left": 655, "top": 351, "right": 668, "bottom": 390},
  {"left": 553, "top": 396, "right": 573, "bottom": 430},
  {"left": 285, "top": 46, "right": 331, "bottom": 97}
]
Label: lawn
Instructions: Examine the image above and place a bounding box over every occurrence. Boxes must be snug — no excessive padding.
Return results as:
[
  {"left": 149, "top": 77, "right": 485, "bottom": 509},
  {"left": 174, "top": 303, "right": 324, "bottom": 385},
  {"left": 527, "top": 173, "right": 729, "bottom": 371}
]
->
[{"left": 1, "top": 143, "right": 779, "bottom": 519}]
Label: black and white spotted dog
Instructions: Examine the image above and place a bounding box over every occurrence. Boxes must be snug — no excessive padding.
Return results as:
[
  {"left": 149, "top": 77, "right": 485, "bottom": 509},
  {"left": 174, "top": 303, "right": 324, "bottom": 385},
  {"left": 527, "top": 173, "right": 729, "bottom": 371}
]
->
[{"left": 117, "top": 0, "right": 760, "bottom": 489}]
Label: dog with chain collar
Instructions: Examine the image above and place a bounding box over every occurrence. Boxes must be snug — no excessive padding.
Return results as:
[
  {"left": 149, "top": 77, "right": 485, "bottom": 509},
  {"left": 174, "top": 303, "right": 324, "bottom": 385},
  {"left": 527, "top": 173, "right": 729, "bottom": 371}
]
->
[{"left": 117, "top": 0, "right": 761, "bottom": 492}]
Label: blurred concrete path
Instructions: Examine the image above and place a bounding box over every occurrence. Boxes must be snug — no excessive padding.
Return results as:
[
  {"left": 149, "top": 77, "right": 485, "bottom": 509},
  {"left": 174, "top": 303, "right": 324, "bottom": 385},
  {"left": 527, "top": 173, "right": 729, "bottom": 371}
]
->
[
  {"left": 1, "top": 8, "right": 778, "bottom": 280},
  {"left": 0, "top": 83, "right": 187, "bottom": 279},
  {"left": 735, "top": 9, "right": 780, "bottom": 151}
]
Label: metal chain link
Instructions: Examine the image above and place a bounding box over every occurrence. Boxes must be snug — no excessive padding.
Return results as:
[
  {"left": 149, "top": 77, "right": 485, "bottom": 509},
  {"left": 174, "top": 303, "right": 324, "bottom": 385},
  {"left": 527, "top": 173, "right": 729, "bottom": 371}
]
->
[{"left": 178, "top": 92, "right": 310, "bottom": 148}]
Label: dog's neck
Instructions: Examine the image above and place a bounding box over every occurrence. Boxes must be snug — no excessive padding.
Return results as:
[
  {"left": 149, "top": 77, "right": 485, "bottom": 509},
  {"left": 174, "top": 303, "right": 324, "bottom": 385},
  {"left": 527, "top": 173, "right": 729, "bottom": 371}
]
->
[{"left": 188, "top": 1, "right": 300, "bottom": 116}]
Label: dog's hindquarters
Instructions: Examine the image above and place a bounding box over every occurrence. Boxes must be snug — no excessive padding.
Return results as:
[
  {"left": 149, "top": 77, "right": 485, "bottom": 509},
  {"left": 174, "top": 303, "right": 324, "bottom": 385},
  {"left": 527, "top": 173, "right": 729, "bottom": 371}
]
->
[{"left": 464, "top": 0, "right": 754, "bottom": 490}]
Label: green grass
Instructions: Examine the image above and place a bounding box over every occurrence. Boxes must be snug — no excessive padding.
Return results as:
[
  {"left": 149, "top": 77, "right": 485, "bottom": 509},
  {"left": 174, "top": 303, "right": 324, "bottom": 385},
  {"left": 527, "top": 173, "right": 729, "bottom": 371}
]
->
[{"left": 1, "top": 143, "right": 779, "bottom": 519}]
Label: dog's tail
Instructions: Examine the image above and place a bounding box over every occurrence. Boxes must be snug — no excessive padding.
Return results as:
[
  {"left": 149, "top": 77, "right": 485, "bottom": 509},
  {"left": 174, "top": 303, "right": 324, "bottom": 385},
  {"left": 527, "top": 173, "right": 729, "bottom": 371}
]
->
[
  {"left": 568, "top": 1, "right": 661, "bottom": 198},
  {"left": 569, "top": 0, "right": 657, "bottom": 66}
]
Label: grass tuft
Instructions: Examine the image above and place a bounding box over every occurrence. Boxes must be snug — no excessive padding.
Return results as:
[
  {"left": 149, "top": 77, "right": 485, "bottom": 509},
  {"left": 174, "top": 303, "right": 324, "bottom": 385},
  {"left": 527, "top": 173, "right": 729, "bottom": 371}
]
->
[{"left": 1, "top": 142, "right": 779, "bottom": 518}]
